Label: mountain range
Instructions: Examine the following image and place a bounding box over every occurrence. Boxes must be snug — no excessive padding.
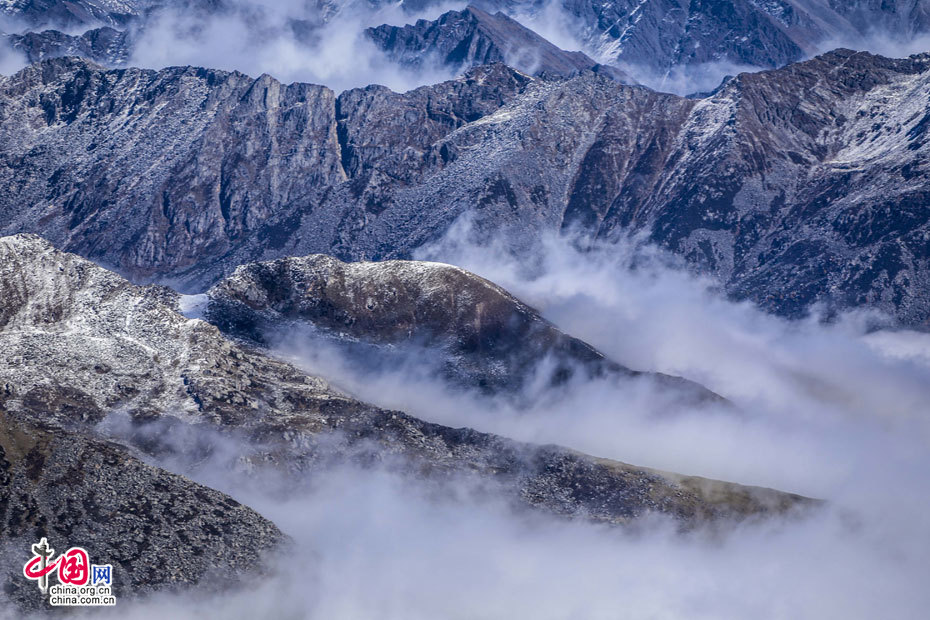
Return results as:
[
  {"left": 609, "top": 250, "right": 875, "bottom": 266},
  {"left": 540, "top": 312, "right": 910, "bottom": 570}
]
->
[
  {"left": 1, "top": 51, "right": 928, "bottom": 325},
  {"left": 5, "top": 0, "right": 930, "bottom": 75}
]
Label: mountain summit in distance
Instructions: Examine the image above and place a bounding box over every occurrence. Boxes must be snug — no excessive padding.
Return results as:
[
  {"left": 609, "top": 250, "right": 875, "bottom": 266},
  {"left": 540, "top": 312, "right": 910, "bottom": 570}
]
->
[{"left": 366, "top": 5, "right": 631, "bottom": 81}]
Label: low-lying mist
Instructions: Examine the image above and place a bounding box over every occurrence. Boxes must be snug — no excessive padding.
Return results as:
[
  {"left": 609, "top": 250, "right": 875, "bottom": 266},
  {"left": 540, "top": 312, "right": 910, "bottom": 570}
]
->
[
  {"left": 122, "top": 1, "right": 930, "bottom": 96},
  {"left": 88, "top": 461, "right": 927, "bottom": 620},
  {"left": 95, "top": 221, "right": 930, "bottom": 619},
  {"left": 125, "top": 0, "right": 467, "bottom": 93}
]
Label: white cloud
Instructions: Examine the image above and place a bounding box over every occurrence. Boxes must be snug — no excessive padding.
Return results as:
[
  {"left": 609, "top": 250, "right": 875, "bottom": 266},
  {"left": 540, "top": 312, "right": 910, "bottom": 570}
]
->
[
  {"left": 127, "top": 0, "right": 468, "bottom": 93},
  {"left": 0, "top": 40, "right": 26, "bottom": 76},
  {"left": 94, "top": 219, "right": 930, "bottom": 619}
]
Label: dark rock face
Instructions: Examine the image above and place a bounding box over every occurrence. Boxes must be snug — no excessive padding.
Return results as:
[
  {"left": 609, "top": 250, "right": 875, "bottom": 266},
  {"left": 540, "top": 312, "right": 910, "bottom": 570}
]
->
[
  {"left": 0, "top": 58, "right": 531, "bottom": 284},
  {"left": 3, "top": 53, "right": 928, "bottom": 324},
  {"left": 0, "top": 234, "right": 810, "bottom": 542},
  {"left": 335, "top": 62, "right": 531, "bottom": 182},
  {"left": 0, "top": 57, "right": 348, "bottom": 283},
  {"left": 7, "top": 26, "right": 131, "bottom": 65},
  {"left": 205, "top": 253, "right": 721, "bottom": 402},
  {"left": 366, "top": 6, "right": 628, "bottom": 81},
  {"left": 0, "top": 409, "right": 284, "bottom": 612}
]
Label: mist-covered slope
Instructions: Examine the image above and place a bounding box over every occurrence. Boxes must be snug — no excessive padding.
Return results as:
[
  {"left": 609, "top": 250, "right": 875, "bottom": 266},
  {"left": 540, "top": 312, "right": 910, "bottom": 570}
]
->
[
  {"left": 1, "top": 52, "right": 929, "bottom": 324},
  {"left": 204, "top": 253, "right": 720, "bottom": 403},
  {"left": 0, "top": 233, "right": 808, "bottom": 562},
  {"left": 365, "top": 5, "right": 629, "bottom": 81},
  {"left": 0, "top": 409, "right": 284, "bottom": 611}
]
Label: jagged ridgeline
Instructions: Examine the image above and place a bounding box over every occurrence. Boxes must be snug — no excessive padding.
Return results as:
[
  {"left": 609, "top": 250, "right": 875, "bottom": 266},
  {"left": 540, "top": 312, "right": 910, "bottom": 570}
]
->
[
  {"left": 1, "top": 51, "right": 929, "bottom": 325},
  {"left": 365, "top": 6, "right": 631, "bottom": 81}
]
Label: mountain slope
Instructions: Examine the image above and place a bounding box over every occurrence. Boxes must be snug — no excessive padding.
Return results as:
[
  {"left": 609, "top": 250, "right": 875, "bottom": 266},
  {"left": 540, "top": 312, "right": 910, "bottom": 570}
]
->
[
  {"left": 204, "top": 253, "right": 720, "bottom": 402},
  {"left": 0, "top": 409, "right": 284, "bottom": 611},
  {"left": 0, "top": 0, "right": 145, "bottom": 28},
  {"left": 5, "top": 26, "right": 131, "bottom": 65},
  {"left": 0, "top": 234, "right": 810, "bottom": 531},
  {"left": 0, "top": 58, "right": 529, "bottom": 284}
]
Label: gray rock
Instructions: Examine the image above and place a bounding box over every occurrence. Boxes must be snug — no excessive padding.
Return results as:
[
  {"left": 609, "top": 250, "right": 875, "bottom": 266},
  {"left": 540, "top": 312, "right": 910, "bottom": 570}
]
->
[
  {"left": 7, "top": 26, "right": 131, "bottom": 65},
  {"left": 0, "top": 0, "right": 144, "bottom": 29}
]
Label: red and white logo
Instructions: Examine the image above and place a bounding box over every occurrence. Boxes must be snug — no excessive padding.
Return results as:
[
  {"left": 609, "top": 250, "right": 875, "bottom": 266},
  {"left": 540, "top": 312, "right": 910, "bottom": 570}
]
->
[{"left": 23, "top": 538, "right": 115, "bottom": 607}]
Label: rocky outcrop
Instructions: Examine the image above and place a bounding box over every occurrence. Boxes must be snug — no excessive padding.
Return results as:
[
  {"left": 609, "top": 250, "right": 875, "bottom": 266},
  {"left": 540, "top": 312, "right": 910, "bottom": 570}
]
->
[
  {"left": 0, "top": 235, "right": 811, "bottom": 537},
  {"left": 366, "top": 6, "right": 629, "bottom": 81},
  {"left": 0, "top": 409, "right": 284, "bottom": 612},
  {"left": 205, "top": 253, "right": 719, "bottom": 402}
]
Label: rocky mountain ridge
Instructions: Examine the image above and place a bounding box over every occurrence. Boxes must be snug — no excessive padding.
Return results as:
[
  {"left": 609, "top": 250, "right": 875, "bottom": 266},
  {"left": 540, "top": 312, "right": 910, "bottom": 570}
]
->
[
  {"left": 1, "top": 52, "right": 929, "bottom": 325},
  {"left": 5, "top": 0, "right": 930, "bottom": 77}
]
